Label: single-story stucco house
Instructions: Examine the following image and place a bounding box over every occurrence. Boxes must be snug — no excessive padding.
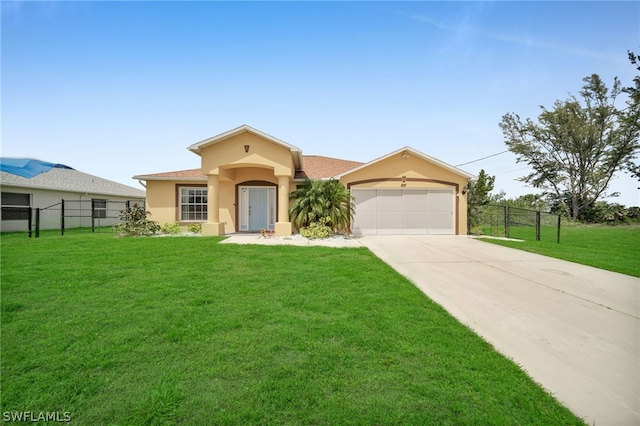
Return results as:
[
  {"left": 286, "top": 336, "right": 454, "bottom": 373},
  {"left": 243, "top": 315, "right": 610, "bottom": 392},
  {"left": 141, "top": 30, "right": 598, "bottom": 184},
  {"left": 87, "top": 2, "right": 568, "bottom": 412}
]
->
[
  {"left": 1, "top": 158, "right": 145, "bottom": 231},
  {"left": 133, "top": 125, "right": 476, "bottom": 237}
]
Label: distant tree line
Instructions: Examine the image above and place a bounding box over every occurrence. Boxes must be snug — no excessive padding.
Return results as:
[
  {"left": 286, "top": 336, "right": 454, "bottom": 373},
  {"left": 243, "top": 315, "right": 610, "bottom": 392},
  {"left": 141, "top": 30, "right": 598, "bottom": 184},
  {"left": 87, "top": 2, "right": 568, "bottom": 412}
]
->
[{"left": 467, "top": 169, "right": 639, "bottom": 225}]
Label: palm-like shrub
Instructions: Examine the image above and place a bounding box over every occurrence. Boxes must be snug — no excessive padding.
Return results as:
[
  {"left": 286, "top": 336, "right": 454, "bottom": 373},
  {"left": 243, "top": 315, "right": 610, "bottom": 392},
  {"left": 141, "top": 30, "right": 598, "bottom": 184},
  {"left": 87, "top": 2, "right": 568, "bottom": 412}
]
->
[
  {"left": 289, "top": 180, "right": 325, "bottom": 229},
  {"left": 321, "top": 179, "right": 355, "bottom": 232},
  {"left": 289, "top": 179, "right": 354, "bottom": 233}
]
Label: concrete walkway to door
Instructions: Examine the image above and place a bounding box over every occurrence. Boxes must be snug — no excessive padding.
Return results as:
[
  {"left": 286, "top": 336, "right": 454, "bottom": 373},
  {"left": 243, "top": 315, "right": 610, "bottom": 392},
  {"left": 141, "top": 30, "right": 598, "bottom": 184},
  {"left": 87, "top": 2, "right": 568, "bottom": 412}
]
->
[{"left": 360, "top": 235, "right": 639, "bottom": 426}]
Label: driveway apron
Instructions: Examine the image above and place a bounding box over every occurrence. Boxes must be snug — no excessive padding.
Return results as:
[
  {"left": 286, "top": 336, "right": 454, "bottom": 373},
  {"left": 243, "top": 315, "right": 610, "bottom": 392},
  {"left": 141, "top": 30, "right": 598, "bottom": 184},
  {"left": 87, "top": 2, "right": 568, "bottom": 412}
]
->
[{"left": 360, "top": 235, "right": 640, "bottom": 426}]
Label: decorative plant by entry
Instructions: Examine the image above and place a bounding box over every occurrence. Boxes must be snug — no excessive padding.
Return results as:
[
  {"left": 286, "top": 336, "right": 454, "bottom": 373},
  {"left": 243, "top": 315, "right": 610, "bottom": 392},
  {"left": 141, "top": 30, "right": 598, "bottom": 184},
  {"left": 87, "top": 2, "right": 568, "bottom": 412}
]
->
[
  {"left": 300, "top": 217, "right": 333, "bottom": 239},
  {"left": 288, "top": 179, "right": 354, "bottom": 234},
  {"left": 260, "top": 228, "right": 274, "bottom": 238}
]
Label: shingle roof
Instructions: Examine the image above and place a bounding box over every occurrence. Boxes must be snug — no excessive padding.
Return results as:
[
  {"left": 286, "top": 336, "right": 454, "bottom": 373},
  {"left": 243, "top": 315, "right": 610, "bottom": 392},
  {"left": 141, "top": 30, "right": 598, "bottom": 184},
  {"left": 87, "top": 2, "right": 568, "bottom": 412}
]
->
[
  {"left": 133, "top": 168, "right": 206, "bottom": 181},
  {"left": 135, "top": 156, "right": 365, "bottom": 182},
  {"left": 1, "top": 167, "right": 145, "bottom": 198},
  {"left": 295, "top": 156, "right": 364, "bottom": 180}
]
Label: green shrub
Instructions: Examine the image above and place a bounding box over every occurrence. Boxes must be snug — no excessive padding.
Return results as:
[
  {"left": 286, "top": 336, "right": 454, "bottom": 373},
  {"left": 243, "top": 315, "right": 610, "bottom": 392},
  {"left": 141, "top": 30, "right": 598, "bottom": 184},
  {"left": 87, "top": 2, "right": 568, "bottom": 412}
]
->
[
  {"left": 161, "top": 221, "right": 181, "bottom": 234},
  {"left": 187, "top": 223, "right": 202, "bottom": 234},
  {"left": 469, "top": 225, "right": 484, "bottom": 236},
  {"left": 113, "top": 203, "right": 160, "bottom": 237},
  {"left": 300, "top": 217, "right": 333, "bottom": 239}
]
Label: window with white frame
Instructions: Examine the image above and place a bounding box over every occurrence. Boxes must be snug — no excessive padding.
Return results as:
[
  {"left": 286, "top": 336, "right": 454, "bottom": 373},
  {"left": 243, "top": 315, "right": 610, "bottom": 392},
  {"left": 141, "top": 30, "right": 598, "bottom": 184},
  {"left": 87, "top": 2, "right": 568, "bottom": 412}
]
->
[{"left": 180, "top": 187, "right": 208, "bottom": 221}]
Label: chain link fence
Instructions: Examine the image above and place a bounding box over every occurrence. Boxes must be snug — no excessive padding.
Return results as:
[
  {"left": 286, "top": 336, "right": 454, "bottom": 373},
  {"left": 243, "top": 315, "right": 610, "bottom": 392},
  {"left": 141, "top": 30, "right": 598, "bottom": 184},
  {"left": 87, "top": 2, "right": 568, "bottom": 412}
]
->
[
  {"left": 0, "top": 207, "right": 36, "bottom": 236},
  {"left": 1, "top": 199, "right": 145, "bottom": 237},
  {"left": 468, "top": 204, "right": 561, "bottom": 242}
]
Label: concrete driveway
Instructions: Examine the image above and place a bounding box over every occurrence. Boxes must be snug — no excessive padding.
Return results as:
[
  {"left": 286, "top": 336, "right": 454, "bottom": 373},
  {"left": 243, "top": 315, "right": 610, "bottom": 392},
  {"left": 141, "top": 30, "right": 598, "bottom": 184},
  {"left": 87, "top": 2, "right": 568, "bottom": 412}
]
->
[{"left": 360, "top": 235, "right": 640, "bottom": 426}]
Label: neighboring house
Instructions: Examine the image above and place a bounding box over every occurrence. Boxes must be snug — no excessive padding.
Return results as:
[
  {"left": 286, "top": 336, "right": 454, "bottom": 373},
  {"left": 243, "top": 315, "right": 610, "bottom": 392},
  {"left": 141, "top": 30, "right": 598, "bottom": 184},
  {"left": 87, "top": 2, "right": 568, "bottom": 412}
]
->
[
  {"left": 133, "top": 125, "right": 476, "bottom": 236},
  {"left": 1, "top": 158, "right": 145, "bottom": 231}
]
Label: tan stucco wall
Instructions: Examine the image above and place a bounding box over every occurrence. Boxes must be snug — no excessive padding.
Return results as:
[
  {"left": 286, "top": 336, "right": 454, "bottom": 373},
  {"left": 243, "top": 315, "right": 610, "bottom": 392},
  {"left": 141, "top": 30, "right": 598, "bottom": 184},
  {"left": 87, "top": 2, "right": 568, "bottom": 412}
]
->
[
  {"left": 200, "top": 133, "right": 295, "bottom": 178},
  {"left": 145, "top": 180, "right": 200, "bottom": 226},
  {"left": 221, "top": 168, "right": 282, "bottom": 233},
  {"left": 147, "top": 165, "right": 295, "bottom": 234},
  {"left": 340, "top": 153, "right": 470, "bottom": 234}
]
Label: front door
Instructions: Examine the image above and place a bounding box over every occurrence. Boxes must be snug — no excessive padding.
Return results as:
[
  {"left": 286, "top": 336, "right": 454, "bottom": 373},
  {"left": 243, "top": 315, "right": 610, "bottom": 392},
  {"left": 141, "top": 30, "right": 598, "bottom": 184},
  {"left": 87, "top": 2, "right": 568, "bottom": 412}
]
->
[{"left": 239, "top": 186, "right": 276, "bottom": 232}]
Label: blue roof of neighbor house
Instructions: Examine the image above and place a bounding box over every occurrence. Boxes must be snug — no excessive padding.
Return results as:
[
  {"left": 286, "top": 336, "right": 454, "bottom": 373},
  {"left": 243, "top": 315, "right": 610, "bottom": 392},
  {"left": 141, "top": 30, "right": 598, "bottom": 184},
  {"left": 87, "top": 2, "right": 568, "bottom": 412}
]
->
[
  {"left": 0, "top": 158, "right": 74, "bottom": 178},
  {"left": 0, "top": 158, "right": 145, "bottom": 199}
]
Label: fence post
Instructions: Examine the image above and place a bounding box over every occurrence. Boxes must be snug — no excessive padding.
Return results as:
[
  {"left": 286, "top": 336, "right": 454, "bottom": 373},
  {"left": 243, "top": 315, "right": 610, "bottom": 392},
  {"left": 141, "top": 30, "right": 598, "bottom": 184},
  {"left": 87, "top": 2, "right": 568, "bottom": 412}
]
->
[
  {"left": 536, "top": 211, "right": 541, "bottom": 241},
  {"left": 557, "top": 215, "right": 561, "bottom": 244},
  {"left": 91, "top": 199, "right": 95, "bottom": 233},
  {"left": 505, "top": 206, "right": 510, "bottom": 238},
  {"left": 27, "top": 207, "right": 32, "bottom": 238},
  {"left": 61, "top": 199, "right": 65, "bottom": 236},
  {"left": 35, "top": 208, "right": 40, "bottom": 238}
]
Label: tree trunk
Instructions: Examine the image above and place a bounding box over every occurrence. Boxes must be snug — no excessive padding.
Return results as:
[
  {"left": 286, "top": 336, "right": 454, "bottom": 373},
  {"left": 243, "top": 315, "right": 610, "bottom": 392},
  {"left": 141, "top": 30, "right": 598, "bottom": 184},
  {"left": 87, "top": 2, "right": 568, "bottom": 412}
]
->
[{"left": 572, "top": 193, "right": 580, "bottom": 220}]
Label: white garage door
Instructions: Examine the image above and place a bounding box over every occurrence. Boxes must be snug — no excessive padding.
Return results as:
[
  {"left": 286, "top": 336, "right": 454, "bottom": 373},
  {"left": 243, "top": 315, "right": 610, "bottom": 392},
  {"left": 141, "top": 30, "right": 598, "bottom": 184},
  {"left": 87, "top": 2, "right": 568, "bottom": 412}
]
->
[{"left": 352, "top": 189, "right": 454, "bottom": 235}]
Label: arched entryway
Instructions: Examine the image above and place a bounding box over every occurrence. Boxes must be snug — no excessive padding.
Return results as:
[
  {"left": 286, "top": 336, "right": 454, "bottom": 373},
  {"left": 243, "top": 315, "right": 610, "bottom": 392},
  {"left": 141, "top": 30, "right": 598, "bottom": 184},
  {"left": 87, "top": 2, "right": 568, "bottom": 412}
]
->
[{"left": 236, "top": 180, "right": 277, "bottom": 232}]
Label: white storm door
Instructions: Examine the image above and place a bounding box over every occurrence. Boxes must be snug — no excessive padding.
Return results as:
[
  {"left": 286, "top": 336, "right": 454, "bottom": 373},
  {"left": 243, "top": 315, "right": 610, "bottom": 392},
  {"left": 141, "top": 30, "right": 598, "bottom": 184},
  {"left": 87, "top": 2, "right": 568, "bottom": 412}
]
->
[
  {"left": 240, "top": 186, "right": 276, "bottom": 232},
  {"left": 249, "top": 188, "right": 268, "bottom": 231}
]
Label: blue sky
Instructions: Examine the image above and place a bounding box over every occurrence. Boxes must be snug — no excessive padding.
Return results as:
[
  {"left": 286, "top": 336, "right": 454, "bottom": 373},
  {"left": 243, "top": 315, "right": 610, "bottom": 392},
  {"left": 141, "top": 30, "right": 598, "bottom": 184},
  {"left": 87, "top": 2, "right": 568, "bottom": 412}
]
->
[{"left": 2, "top": 1, "right": 639, "bottom": 206}]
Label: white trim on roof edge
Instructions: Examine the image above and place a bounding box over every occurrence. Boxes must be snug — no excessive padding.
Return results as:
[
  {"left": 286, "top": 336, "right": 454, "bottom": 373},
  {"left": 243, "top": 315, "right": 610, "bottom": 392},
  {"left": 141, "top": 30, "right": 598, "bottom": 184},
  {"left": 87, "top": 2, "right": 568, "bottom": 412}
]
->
[
  {"left": 1, "top": 181, "right": 145, "bottom": 199},
  {"left": 332, "top": 146, "right": 477, "bottom": 181},
  {"left": 131, "top": 175, "right": 206, "bottom": 182},
  {"left": 187, "top": 124, "right": 303, "bottom": 170}
]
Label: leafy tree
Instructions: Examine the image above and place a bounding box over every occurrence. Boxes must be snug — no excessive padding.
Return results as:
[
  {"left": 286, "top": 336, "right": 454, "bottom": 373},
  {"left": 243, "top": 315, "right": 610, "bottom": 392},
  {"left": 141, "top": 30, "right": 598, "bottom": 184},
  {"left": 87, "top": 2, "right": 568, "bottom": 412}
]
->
[
  {"left": 623, "top": 49, "right": 640, "bottom": 180},
  {"left": 624, "top": 49, "right": 640, "bottom": 104},
  {"left": 289, "top": 179, "right": 354, "bottom": 233},
  {"left": 500, "top": 74, "right": 640, "bottom": 220},
  {"left": 466, "top": 169, "right": 495, "bottom": 229},
  {"left": 466, "top": 169, "right": 495, "bottom": 206},
  {"left": 487, "top": 191, "right": 549, "bottom": 211},
  {"left": 507, "top": 194, "right": 549, "bottom": 211}
]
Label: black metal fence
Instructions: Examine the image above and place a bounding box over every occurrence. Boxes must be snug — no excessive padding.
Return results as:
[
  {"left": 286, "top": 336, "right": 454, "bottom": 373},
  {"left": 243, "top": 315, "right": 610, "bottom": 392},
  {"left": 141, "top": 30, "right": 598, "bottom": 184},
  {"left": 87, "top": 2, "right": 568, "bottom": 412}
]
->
[
  {"left": 0, "top": 207, "right": 37, "bottom": 236},
  {"left": 468, "top": 204, "right": 561, "bottom": 243},
  {"left": 1, "top": 199, "right": 145, "bottom": 237}
]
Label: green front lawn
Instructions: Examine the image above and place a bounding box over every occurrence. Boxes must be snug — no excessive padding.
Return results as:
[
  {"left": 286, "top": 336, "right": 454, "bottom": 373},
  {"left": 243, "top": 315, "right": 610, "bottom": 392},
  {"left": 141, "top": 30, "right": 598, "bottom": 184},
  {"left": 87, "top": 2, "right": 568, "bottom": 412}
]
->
[
  {"left": 481, "top": 224, "right": 640, "bottom": 277},
  {"left": 1, "top": 230, "right": 584, "bottom": 425}
]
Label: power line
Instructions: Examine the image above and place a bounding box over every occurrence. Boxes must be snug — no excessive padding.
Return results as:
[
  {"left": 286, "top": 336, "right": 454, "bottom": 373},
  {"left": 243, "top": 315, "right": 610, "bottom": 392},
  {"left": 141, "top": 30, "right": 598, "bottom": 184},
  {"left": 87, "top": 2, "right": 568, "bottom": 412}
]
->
[{"left": 455, "top": 150, "right": 510, "bottom": 167}]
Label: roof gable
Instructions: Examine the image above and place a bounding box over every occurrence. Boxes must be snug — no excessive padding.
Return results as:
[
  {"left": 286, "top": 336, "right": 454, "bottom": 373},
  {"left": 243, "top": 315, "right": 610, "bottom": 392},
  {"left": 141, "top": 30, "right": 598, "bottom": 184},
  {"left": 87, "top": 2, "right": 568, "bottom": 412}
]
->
[
  {"left": 333, "top": 146, "right": 476, "bottom": 180},
  {"left": 187, "top": 125, "right": 302, "bottom": 170}
]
